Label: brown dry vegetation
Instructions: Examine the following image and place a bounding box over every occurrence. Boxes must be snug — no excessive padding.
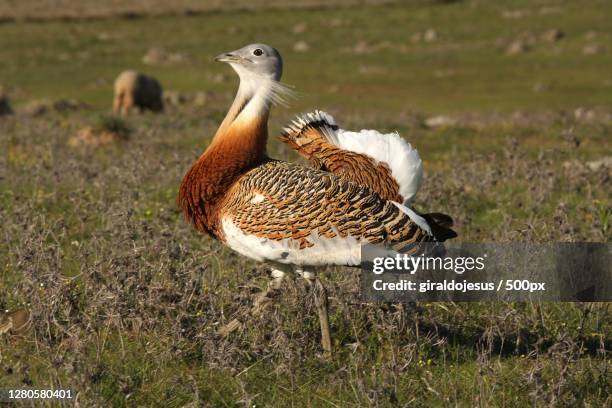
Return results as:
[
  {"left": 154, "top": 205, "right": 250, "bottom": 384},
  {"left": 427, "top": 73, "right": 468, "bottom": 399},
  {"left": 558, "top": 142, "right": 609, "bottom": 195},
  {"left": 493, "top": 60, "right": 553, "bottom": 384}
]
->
[
  {"left": 1, "top": 106, "right": 610, "bottom": 405},
  {"left": 0, "top": 0, "right": 611, "bottom": 405}
]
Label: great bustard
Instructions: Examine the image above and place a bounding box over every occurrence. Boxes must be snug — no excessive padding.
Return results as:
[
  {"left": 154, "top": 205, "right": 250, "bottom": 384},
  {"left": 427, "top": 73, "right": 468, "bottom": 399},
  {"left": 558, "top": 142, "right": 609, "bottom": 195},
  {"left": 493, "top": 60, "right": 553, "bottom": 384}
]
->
[{"left": 178, "top": 44, "right": 456, "bottom": 356}]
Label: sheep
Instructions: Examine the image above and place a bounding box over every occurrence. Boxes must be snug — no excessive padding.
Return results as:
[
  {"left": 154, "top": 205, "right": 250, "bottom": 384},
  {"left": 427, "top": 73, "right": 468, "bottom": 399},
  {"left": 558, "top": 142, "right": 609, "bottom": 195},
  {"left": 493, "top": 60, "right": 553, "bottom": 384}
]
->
[{"left": 112, "top": 70, "right": 163, "bottom": 115}]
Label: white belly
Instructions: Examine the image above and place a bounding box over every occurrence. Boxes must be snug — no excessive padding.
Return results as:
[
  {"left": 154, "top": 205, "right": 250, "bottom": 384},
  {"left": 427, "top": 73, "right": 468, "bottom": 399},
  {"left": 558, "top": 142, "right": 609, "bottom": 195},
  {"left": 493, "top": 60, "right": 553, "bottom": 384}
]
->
[{"left": 221, "top": 216, "right": 361, "bottom": 266}]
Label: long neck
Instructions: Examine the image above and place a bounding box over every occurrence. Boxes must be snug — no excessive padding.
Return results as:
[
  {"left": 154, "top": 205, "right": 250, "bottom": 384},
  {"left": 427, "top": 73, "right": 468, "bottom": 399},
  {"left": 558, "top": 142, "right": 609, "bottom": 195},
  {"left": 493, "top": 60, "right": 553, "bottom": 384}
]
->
[
  {"left": 178, "top": 73, "right": 274, "bottom": 236},
  {"left": 209, "top": 73, "right": 273, "bottom": 156}
]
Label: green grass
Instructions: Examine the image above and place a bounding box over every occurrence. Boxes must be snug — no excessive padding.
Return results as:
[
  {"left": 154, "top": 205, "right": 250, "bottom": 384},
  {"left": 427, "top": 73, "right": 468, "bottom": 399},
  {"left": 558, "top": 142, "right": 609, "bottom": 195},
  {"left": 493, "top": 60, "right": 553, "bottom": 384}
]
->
[
  {"left": 1, "top": 1, "right": 611, "bottom": 113},
  {"left": 0, "top": 0, "right": 611, "bottom": 406}
]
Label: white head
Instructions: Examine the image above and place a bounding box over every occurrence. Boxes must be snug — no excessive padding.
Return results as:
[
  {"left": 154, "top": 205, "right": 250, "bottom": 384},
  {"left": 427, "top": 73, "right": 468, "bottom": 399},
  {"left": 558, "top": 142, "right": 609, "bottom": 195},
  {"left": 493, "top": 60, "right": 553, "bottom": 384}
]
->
[
  {"left": 215, "top": 43, "right": 283, "bottom": 81},
  {"left": 215, "top": 44, "right": 293, "bottom": 109}
]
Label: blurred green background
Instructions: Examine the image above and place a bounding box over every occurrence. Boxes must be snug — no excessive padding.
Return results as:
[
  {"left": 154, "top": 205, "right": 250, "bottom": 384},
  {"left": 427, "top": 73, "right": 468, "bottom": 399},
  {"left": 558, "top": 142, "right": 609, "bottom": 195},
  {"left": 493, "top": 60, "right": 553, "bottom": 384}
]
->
[{"left": 1, "top": 0, "right": 611, "bottom": 114}]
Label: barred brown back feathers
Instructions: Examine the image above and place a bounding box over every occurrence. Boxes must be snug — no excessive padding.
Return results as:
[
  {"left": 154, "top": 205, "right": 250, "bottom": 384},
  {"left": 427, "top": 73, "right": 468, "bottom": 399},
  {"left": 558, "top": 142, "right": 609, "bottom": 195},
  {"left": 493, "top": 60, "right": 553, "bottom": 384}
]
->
[
  {"left": 280, "top": 111, "right": 457, "bottom": 242},
  {"left": 280, "top": 119, "right": 403, "bottom": 202},
  {"left": 221, "top": 160, "right": 434, "bottom": 255}
]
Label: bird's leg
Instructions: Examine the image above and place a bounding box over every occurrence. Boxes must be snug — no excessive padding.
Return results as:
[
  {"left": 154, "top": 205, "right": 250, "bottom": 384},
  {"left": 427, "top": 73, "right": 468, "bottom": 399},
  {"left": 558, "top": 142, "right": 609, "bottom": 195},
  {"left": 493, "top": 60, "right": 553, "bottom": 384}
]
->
[
  {"left": 217, "top": 266, "right": 287, "bottom": 337},
  {"left": 299, "top": 269, "right": 333, "bottom": 357}
]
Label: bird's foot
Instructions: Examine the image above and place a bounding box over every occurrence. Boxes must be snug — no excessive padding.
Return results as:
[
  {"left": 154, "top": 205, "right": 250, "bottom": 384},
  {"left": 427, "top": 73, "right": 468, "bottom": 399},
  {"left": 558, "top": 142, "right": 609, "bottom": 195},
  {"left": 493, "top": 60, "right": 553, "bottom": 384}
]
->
[
  {"left": 217, "top": 269, "right": 287, "bottom": 337},
  {"left": 251, "top": 271, "right": 285, "bottom": 316}
]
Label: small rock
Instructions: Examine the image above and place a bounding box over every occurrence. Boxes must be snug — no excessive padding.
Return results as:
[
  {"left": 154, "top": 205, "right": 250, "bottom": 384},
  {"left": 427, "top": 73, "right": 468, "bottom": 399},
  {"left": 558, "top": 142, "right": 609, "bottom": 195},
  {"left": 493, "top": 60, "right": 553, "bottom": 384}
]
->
[
  {"left": 425, "top": 115, "right": 457, "bottom": 128},
  {"left": 163, "top": 90, "right": 186, "bottom": 106},
  {"left": 143, "top": 47, "right": 186, "bottom": 66},
  {"left": 540, "top": 29, "right": 564, "bottom": 43},
  {"left": 502, "top": 9, "right": 529, "bottom": 19},
  {"left": 562, "top": 159, "right": 583, "bottom": 172},
  {"left": 574, "top": 107, "right": 595, "bottom": 121},
  {"left": 143, "top": 48, "right": 166, "bottom": 65},
  {"left": 582, "top": 44, "right": 602, "bottom": 55},
  {"left": 292, "top": 23, "right": 308, "bottom": 34},
  {"left": 375, "top": 41, "right": 393, "bottom": 51},
  {"left": 96, "top": 32, "right": 118, "bottom": 41},
  {"left": 518, "top": 31, "right": 537, "bottom": 45},
  {"left": 353, "top": 40, "right": 370, "bottom": 54},
  {"left": 68, "top": 127, "right": 121, "bottom": 147},
  {"left": 193, "top": 91, "right": 208, "bottom": 107},
  {"left": 329, "top": 18, "right": 345, "bottom": 27},
  {"left": 434, "top": 69, "right": 457, "bottom": 78},
  {"left": 506, "top": 40, "right": 529, "bottom": 55},
  {"left": 494, "top": 37, "right": 507, "bottom": 49},
  {"left": 53, "top": 99, "right": 87, "bottom": 112},
  {"left": 410, "top": 32, "right": 422, "bottom": 43},
  {"left": 424, "top": 29, "right": 437, "bottom": 43},
  {"left": 586, "top": 156, "right": 612, "bottom": 172},
  {"left": 22, "top": 100, "right": 50, "bottom": 116},
  {"left": 210, "top": 73, "right": 228, "bottom": 83},
  {"left": 539, "top": 6, "right": 562, "bottom": 15},
  {"left": 293, "top": 41, "right": 310, "bottom": 53},
  {"left": 358, "top": 65, "right": 387, "bottom": 75},
  {"left": 532, "top": 82, "right": 548, "bottom": 93}
]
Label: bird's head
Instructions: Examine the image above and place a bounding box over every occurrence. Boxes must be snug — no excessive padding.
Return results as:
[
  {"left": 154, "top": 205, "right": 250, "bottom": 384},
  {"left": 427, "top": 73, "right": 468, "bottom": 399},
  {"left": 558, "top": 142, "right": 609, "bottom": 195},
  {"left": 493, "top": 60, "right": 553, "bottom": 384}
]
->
[{"left": 215, "top": 43, "right": 283, "bottom": 81}]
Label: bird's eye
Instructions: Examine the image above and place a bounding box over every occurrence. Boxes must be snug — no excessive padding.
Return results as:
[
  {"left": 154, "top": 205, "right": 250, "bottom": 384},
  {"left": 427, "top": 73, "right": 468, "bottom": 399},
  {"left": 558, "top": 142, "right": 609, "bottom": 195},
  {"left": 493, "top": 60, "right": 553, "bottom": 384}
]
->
[{"left": 253, "top": 48, "right": 264, "bottom": 56}]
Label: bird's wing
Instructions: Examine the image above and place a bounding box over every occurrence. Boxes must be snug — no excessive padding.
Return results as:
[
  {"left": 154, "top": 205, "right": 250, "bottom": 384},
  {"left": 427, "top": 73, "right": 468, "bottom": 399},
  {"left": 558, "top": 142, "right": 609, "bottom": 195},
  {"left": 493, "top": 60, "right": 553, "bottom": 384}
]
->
[
  {"left": 219, "top": 160, "right": 434, "bottom": 267},
  {"left": 280, "top": 111, "right": 423, "bottom": 205}
]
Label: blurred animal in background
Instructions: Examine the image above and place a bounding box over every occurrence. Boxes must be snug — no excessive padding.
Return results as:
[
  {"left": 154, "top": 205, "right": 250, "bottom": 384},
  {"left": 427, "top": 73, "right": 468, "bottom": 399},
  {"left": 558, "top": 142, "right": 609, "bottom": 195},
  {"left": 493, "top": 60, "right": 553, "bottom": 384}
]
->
[{"left": 112, "top": 70, "right": 164, "bottom": 115}]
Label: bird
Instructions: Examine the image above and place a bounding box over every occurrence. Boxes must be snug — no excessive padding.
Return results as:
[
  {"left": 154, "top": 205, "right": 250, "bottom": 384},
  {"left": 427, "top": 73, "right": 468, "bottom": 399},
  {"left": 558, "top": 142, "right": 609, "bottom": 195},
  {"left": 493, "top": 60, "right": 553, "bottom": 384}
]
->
[{"left": 178, "top": 43, "right": 456, "bottom": 356}]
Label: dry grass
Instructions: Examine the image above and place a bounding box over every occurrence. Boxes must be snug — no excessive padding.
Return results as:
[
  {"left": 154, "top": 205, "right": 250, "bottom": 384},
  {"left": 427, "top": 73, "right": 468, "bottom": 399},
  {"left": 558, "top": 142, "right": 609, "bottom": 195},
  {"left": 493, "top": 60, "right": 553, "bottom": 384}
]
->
[
  {"left": 0, "top": 106, "right": 610, "bottom": 405},
  {"left": 0, "top": 0, "right": 610, "bottom": 404}
]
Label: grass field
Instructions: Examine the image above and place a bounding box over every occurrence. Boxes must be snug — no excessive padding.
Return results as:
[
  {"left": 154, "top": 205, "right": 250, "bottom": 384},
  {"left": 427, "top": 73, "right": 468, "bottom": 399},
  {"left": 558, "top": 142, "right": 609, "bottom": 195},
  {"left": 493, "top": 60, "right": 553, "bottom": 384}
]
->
[{"left": 1, "top": 0, "right": 611, "bottom": 406}]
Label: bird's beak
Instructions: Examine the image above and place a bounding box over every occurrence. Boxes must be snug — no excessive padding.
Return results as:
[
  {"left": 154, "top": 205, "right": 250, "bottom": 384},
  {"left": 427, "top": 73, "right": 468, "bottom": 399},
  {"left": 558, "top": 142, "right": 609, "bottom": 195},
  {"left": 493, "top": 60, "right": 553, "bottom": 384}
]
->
[{"left": 214, "top": 52, "right": 243, "bottom": 63}]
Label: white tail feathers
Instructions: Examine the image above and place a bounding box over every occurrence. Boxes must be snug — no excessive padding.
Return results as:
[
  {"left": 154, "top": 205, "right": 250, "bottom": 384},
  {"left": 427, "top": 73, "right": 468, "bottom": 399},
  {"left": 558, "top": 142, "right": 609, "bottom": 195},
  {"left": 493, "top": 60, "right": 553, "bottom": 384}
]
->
[
  {"left": 337, "top": 128, "right": 423, "bottom": 205},
  {"left": 283, "top": 110, "right": 424, "bottom": 205}
]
